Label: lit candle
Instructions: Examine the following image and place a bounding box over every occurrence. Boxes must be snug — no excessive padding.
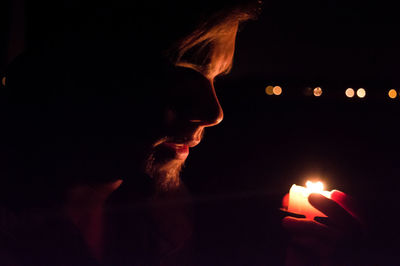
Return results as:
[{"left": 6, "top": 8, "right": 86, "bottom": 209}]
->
[{"left": 288, "top": 181, "right": 332, "bottom": 219}]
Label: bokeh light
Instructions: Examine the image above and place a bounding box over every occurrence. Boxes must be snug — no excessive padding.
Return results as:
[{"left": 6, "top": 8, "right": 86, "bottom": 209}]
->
[
  {"left": 1, "top": 77, "right": 5, "bottom": 86},
  {"left": 265, "top": 85, "right": 274, "bottom": 95},
  {"left": 273, "top": 86, "right": 282, "bottom": 96},
  {"left": 313, "top": 87, "right": 322, "bottom": 97},
  {"left": 345, "top": 88, "right": 355, "bottom": 98},
  {"left": 388, "top": 89, "right": 397, "bottom": 99},
  {"left": 357, "top": 88, "right": 366, "bottom": 98}
]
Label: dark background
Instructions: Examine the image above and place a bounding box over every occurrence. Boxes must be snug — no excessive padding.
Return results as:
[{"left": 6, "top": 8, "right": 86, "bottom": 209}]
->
[
  {"left": 1, "top": 0, "right": 399, "bottom": 264},
  {"left": 184, "top": 0, "right": 400, "bottom": 264}
]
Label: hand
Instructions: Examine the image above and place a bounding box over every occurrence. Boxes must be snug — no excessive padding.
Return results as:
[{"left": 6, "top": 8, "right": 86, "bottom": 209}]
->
[{"left": 282, "top": 190, "right": 365, "bottom": 266}]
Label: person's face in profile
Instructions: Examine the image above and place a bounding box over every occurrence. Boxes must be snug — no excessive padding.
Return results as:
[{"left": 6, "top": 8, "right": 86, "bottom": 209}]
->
[
  {"left": 116, "top": 25, "right": 239, "bottom": 189},
  {"left": 53, "top": 22, "right": 238, "bottom": 189}
]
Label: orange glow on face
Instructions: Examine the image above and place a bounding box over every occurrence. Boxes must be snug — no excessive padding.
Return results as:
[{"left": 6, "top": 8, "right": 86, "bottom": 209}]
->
[
  {"left": 313, "top": 87, "right": 322, "bottom": 97},
  {"left": 388, "top": 89, "right": 397, "bottom": 99},
  {"left": 357, "top": 88, "right": 366, "bottom": 98},
  {"left": 273, "top": 86, "right": 282, "bottom": 95},
  {"left": 1, "top": 77, "right": 5, "bottom": 86},
  {"left": 345, "top": 88, "right": 355, "bottom": 98},
  {"left": 265, "top": 85, "right": 274, "bottom": 95}
]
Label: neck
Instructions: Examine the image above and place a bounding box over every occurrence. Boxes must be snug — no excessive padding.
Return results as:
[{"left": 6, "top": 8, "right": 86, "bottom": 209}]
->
[{"left": 64, "top": 179, "right": 123, "bottom": 262}]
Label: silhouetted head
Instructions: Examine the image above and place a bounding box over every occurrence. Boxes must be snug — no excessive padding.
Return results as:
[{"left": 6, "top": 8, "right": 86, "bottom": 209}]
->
[{"left": 0, "top": 0, "right": 261, "bottom": 206}]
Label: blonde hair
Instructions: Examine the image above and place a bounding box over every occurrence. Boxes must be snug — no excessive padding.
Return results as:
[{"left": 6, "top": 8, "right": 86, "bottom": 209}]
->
[{"left": 167, "top": 3, "right": 261, "bottom": 79}]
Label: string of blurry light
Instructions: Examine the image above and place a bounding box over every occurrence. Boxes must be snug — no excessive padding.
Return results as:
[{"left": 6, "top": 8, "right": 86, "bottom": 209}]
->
[{"left": 265, "top": 85, "right": 400, "bottom": 100}]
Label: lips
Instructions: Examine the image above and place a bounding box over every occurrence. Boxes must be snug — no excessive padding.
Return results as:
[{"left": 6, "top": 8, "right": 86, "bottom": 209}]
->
[{"left": 161, "top": 142, "right": 190, "bottom": 159}]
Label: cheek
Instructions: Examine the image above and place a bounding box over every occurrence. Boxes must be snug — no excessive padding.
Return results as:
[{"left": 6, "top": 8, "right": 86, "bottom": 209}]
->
[{"left": 104, "top": 95, "right": 167, "bottom": 137}]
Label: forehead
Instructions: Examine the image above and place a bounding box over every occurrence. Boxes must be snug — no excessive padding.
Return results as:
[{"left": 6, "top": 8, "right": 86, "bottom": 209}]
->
[{"left": 175, "top": 23, "right": 239, "bottom": 80}]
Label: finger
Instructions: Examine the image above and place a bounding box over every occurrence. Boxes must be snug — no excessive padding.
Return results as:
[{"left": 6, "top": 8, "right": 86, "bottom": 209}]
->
[
  {"left": 330, "top": 190, "right": 358, "bottom": 219},
  {"left": 282, "top": 216, "right": 340, "bottom": 241},
  {"left": 308, "top": 193, "right": 357, "bottom": 228}
]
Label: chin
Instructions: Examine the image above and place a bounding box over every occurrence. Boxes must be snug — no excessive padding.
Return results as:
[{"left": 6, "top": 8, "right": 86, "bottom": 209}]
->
[{"left": 144, "top": 151, "right": 186, "bottom": 192}]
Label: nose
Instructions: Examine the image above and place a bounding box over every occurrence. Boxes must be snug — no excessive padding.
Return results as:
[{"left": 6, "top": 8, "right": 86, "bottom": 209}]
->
[
  {"left": 167, "top": 67, "right": 224, "bottom": 128},
  {"left": 188, "top": 82, "right": 224, "bottom": 127}
]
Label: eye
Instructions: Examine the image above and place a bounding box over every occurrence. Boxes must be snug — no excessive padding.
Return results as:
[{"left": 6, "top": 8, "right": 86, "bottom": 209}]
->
[
  {"left": 213, "top": 74, "right": 221, "bottom": 83},
  {"left": 213, "top": 73, "right": 227, "bottom": 84}
]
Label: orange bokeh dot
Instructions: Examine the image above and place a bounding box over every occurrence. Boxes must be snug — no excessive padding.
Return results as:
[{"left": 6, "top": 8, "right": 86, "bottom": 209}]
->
[
  {"left": 388, "top": 89, "right": 397, "bottom": 99},
  {"left": 313, "top": 87, "right": 322, "bottom": 97},
  {"left": 345, "top": 88, "right": 355, "bottom": 98},
  {"left": 273, "top": 86, "right": 282, "bottom": 95},
  {"left": 265, "top": 85, "right": 274, "bottom": 95},
  {"left": 357, "top": 88, "right": 366, "bottom": 98}
]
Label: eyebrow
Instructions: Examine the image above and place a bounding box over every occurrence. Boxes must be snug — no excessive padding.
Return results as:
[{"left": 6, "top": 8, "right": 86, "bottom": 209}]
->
[
  {"left": 209, "top": 60, "right": 234, "bottom": 80},
  {"left": 175, "top": 53, "right": 234, "bottom": 82}
]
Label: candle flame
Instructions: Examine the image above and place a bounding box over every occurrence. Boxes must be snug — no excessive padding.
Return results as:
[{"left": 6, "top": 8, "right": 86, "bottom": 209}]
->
[{"left": 306, "top": 181, "right": 324, "bottom": 193}]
